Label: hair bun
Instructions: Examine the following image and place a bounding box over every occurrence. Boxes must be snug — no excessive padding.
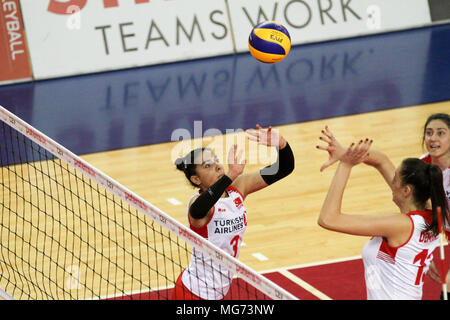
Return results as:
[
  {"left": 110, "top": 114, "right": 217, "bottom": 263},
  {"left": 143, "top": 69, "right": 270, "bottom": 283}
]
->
[{"left": 175, "top": 157, "right": 186, "bottom": 171}]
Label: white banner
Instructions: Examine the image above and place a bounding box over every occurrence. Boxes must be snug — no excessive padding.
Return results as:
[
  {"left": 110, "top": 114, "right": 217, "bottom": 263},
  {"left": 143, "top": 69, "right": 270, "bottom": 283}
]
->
[
  {"left": 19, "top": 0, "right": 234, "bottom": 80},
  {"left": 16, "top": 0, "right": 438, "bottom": 81},
  {"left": 228, "top": 0, "right": 432, "bottom": 52}
]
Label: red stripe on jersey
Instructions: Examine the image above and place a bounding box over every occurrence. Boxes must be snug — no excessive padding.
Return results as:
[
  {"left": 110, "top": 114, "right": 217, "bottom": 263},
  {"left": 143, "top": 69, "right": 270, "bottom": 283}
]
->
[
  {"left": 420, "top": 153, "right": 450, "bottom": 169},
  {"left": 189, "top": 206, "right": 214, "bottom": 239},
  {"left": 227, "top": 185, "right": 245, "bottom": 200},
  {"left": 376, "top": 251, "right": 396, "bottom": 264},
  {"left": 376, "top": 212, "right": 418, "bottom": 264},
  {"left": 420, "top": 154, "right": 432, "bottom": 164},
  {"left": 408, "top": 210, "right": 433, "bottom": 226},
  {"left": 377, "top": 239, "right": 399, "bottom": 263}
]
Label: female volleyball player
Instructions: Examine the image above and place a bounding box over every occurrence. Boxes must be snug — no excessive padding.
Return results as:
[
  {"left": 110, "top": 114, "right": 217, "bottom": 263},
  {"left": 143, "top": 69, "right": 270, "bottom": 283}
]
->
[
  {"left": 172, "top": 125, "right": 294, "bottom": 300},
  {"left": 317, "top": 113, "right": 450, "bottom": 299},
  {"left": 318, "top": 139, "right": 449, "bottom": 299}
]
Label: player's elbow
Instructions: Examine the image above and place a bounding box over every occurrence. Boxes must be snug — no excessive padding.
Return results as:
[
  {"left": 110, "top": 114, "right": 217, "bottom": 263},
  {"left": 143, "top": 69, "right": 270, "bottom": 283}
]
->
[
  {"left": 317, "top": 216, "right": 329, "bottom": 229},
  {"left": 317, "top": 213, "right": 338, "bottom": 231}
]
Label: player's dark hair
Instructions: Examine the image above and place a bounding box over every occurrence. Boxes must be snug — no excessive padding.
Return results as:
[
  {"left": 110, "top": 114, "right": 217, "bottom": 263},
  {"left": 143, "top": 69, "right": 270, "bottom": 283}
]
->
[
  {"left": 400, "top": 158, "right": 449, "bottom": 236},
  {"left": 422, "top": 113, "right": 450, "bottom": 148},
  {"left": 175, "top": 148, "right": 208, "bottom": 187}
]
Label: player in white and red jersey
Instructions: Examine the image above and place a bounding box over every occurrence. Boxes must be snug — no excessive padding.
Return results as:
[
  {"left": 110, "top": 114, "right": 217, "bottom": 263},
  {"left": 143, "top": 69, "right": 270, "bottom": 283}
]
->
[
  {"left": 180, "top": 185, "right": 247, "bottom": 299},
  {"left": 318, "top": 140, "right": 449, "bottom": 300},
  {"left": 362, "top": 210, "right": 439, "bottom": 299},
  {"left": 172, "top": 125, "right": 294, "bottom": 300},
  {"left": 318, "top": 112, "right": 450, "bottom": 299}
]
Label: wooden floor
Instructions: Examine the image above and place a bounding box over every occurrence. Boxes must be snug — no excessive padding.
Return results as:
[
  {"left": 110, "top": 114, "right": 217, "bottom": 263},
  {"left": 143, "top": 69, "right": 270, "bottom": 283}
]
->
[
  {"left": 82, "top": 100, "right": 449, "bottom": 273},
  {"left": 1, "top": 100, "right": 448, "bottom": 299}
]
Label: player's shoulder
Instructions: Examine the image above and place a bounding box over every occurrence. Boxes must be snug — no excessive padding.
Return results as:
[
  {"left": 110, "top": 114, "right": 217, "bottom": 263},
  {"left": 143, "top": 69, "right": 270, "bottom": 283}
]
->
[
  {"left": 227, "top": 184, "right": 244, "bottom": 199},
  {"left": 419, "top": 153, "right": 431, "bottom": 163}
]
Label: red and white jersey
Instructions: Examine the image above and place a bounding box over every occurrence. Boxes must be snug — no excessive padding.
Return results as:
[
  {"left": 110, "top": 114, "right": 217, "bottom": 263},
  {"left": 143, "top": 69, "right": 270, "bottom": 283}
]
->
[
  {"left": 361, "top": 210, "right": 439, "bottom": 300},
  {"left": 420, "top": 153, "right": 450, "bottom": 238},
  {"left": 182, "top": 185, "right": 247, "bottom": 300}
]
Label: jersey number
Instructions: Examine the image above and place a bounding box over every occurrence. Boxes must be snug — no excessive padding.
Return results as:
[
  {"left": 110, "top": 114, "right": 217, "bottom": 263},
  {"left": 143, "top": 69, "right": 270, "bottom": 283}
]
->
[
  {"left": 230, "top": 235, "right": 240, "bottom": 258},
  {"left": 413, "top": 249, "right": 432, "bottom": 285}
]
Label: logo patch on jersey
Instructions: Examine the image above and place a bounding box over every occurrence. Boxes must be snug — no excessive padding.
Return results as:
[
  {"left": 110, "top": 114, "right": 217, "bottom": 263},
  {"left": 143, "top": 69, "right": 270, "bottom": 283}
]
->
[
  {"left": 234, "top": 197, "right": 243, "bottom": 209},
  {"left": 213, "top": 216, "right": 246, "bottom": 234}
]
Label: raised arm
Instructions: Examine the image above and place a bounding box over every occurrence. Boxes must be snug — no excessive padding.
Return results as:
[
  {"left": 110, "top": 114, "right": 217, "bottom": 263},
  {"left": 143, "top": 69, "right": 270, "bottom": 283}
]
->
[
  {"left": 189, "top": 145, "right": 246, "bottom": 228},
  {"left": 362, "top": 149, "right": 396, "bottom": 190},
  {"left": 318, "top": 140, "right": 411, "bottom": 243},
  {"left": 317, "top": 126, "right": 396, "bottom": 190},
  {"left": 232, "top": 125, "right": 295, "bottom": 198}
]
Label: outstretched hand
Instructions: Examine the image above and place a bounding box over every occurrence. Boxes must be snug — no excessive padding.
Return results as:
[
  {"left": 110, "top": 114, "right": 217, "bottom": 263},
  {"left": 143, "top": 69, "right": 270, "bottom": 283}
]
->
[
  {"left": 340, "top": 139, "right": 372, "bottom": 167},
  {"left": 246, "top": 124, "right": 287, "bottom": 149},
  {"left": 227, "top": 144, "right": 246, "bottom": 180},
  {"left": 316, "top": 126, "right": 346, "bottom": 172}
]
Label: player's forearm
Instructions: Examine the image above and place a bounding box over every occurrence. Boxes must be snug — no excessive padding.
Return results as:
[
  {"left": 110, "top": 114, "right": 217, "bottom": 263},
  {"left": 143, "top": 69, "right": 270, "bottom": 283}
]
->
[
  {"left": 318, "top": 162, "right": 352, "bottom": 229},
  {"left": 363, "top": 149, "right": 395, "bottom": 188},
  {"left": 259, "top": 142, "right": 294, "bottom": 185},
  {"left": 189, "top": 175, "right": 233, "bottom": 219}
]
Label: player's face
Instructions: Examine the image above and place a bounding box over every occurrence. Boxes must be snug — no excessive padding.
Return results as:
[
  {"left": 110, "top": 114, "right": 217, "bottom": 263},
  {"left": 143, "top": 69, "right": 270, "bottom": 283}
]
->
[
  {"left": 424, "top": 119, "right": 450, "bottom": 159},
  {"left": 192, "top": 149, "right": 224, "bottom": 189}
]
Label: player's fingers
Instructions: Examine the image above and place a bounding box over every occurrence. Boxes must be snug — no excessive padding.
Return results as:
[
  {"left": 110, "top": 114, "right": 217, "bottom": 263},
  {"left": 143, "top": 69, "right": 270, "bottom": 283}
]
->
[
  {"left": 246, "top": 128, "right": 258, "bottom": 136},
  {"left": 227, "top": 144, "right": 237, "bottom": 162},
  {"left": 321, "top": 127, "right": 334, "bottom": 140},
  {"left": 237, "top": 149, "right": 244, "bottom": 162},
  {"left": 246, "top": 130, "right": 260, "bottom": 142},
  {"left": 246, "top": 135, "right": 258, "bottom": 143},
  {"left": 319, "top": 135, "right": 332, "bottom": 144},
  {"left": 316, "top": 145, "right": 331, "bottom": 152}
]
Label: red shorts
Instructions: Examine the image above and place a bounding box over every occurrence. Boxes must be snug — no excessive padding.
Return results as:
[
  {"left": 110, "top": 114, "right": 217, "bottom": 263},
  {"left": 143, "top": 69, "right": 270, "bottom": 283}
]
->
[{"left": 171, "top": 270, "right": 204, "bottom": 300}]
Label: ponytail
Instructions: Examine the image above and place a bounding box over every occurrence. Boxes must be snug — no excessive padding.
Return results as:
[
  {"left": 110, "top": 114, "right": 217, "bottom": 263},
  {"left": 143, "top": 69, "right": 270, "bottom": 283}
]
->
[
  {"left": 175, "top": 147, "right": 207, "bottom": 188},
  {"left": 400, "top": 158, "right": 449, "bottom": 236},
  {"left": 426, "top": 164, "right": 449, "bottom": 236}
]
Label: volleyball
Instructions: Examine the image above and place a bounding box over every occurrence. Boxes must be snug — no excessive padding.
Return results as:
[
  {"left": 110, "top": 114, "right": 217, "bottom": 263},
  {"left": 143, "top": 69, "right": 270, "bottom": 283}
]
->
[{"left": 248, "top": 21, "right": 291, "bottom": 64}]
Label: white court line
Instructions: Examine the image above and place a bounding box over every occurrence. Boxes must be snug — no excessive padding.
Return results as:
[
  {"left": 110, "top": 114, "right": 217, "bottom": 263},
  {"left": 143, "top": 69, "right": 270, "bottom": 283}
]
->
[
  {"left": 252, "top": 252, "right": 269, "bottom": 261},
  {"left": 259, "top": 255, "right": 363, "bottom": 301},
  {"left": 167, "top": 198, "right": 182, "bottom": 205},
  {"left": 260, "top": 255, "right": 363, "bottom": 275},
  {"left": 278, "top": 269, "right": 332, "bottom": 300},
  {"left": 260, "top": 242, "right": 450, "bottom": 300}
]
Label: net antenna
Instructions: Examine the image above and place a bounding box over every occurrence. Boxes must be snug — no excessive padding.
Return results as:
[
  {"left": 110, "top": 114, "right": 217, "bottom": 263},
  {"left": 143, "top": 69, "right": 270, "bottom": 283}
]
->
[
  {"left": 0, "top": 105, "right": 296, "bottom": 300},
  {"left": 437, "top": 206, "right": 448, "bottom": 300}
]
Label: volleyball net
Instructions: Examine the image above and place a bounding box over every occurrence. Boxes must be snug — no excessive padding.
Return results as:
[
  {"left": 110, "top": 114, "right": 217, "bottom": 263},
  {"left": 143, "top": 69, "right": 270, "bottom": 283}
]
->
[{"left": 0, "top": 105, "right": 295, "bottom": 300}]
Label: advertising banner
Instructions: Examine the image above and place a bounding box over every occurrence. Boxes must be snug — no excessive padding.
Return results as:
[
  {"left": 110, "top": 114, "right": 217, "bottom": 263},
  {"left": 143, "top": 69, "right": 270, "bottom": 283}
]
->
[
  {"left": 1, "top": 0, "right": 444, "bottom": 83},
  {"left": 19, "top": 0, "right": 234, "bottom": 80},
  {"left": 228, "top": 0, "right": 432, "bottom": 52},
  {"left": 0, "top": 0, "right": 32, "bottom": 85}
]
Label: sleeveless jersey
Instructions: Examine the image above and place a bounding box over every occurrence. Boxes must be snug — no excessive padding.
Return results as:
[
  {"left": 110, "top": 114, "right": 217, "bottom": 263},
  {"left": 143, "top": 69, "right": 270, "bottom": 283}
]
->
[
  {"left": 182, "top": 185, "right": 247, "bottom": 300},
  {"left": 361, "top": 210, "right": 439, "bottom": 300},
  {"left": 420, "top": 153, "right": 450, "bottom": 238}
]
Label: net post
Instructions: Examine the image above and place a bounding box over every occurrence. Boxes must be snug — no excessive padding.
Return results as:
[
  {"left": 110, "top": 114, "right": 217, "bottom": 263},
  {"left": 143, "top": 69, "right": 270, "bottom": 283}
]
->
[{"left": 437, "top": 206, "right": 448, "bottom": 300}]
